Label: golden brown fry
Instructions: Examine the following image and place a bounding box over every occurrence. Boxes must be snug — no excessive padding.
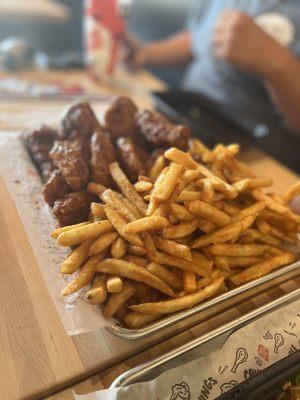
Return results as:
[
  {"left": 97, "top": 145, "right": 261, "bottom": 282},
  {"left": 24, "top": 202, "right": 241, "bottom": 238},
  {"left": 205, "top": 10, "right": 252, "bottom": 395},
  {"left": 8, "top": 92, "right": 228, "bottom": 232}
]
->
[
  {"left": 123, "top": 312, "right": 160, "bottom": 328},
  {"left": 57, "top": 220, "right": 113, "bottom": 247},
  {"left": 230, "top": 253, "right": 295, "bottom": 285},
  {"left": 243, "top": 229, "right": 281, "bottom": 246},
  {"left": 153, "top": 163, "right": 184, "bottom": 201},
  {"left": 111, "top": 236, "right": 126, "bottom": 259},
  {"left": 154, "top": 236, "right": 192, "bottom": 261},
  {"left": 188, "top": 200, "right": 231, "bottom": 227},
  {"left": 164, "top": 147, "right": 198, "bottom": 170},
  {"left": 143, "top": 232, "right": 157, "bottom": 255},
  {"left": 153, "top": 204, "right": 169, "bottom": 218},
  {"left": 188, "top": 138, "right": 211, "bottom": 160},
  {"left": 182, "top": 169, "right": 201, "bottom": 184},
  {"left": 146, "top": 262, "right": 182, "bottom": 291},
  {"left": 109, "top": 162, "right": 147, "bottom": 214},
  {"left": 90, "top": 202, "right": 107, "bottom": 219},
  {"left": 213, "top": 256, "right": 230, "bottom": 271},
  {"left": 61, "top": 256, "right": 98, "bottom": 296},
  {"left": 191, "top": 251, "right": 213, "bottom": 276},
  {"left": 125, "top": 216, "right": 170, "bottom": 234},
  {"left": 96, "top": 259, "right": 175, "bottom": 297},
  {"left": 170, "top": 203, "right": 194, "bottom": 221},
  {"left": 196, "top": 270, "right": 230, "bottom": 289},
  {"left": 103, "top": 281, "right": 136, "bottom": 318},
  {"left": 125, "top": 255, "right": 148, "bottom": 267},
  {"left": 232, "top": 201, "right": 266, "bottom": 222},
  {"left": 127, "top": 245, "right": 147, "bottom": 256},
  {"left": 134, "top": 181, "right": 153, "bottom": 192},
  {"left": 209, "top": 243, "right": 270, "bottom": 257},
  {"left": 176, "top": 190, "right": 202, "bottom": 202},
  {"left": 162, "top": 218, "right": 199, "bottom": 239},
  {"left": 87, "top": 182, "right": 107, "bottom": 196},
  {"left": 251, "top": 190, "right": 289, "bottom": 214},
  {"left": 198, "top": 219, "right": 215, "bottom": 233},
  {"left": 104, "top": 205, "right": 143, "bottom": 247},
  {"left": 51, "top": 222, "right": 89, "bottom": 239},
  {"left": 88, "top": 232, "right": 118, "bottom": 256},
  {"left": 130, "top": 277, "right": 224, "bottom": 315},
  {"left": 149, "top": 154, "right": 165, "bottom": 182},
  {"left": 86, "top": 275, "right": 107, "bottom": 305},
  {"left": 101, "top": 189, "right": 137, "bottom": 222},
  {"left": 282, "top": 182, "right": 300, "bottom": 204},
  {"left": 219, "top": 256, "right": 263, "bottom": 268},
  {"left": 60, "top": 239, "right": 92, "bottom": 274},
  {"left": 192, "top": 214, "right": 258, "bottom": 248},
  {"left": 146, "top": 167, "right": 169, "bottom": 216},
  {"left": 106, "top": 275, "right": 123, "bottom": 293},
  {"left": 202, "top": 180, "right": 214, "bottom": 203},
  {"left": 233, "top": 178, "right": 273, "bottom": 193},
  {"left": 183, "top": 271, "right": 196, "bottom": 293}
]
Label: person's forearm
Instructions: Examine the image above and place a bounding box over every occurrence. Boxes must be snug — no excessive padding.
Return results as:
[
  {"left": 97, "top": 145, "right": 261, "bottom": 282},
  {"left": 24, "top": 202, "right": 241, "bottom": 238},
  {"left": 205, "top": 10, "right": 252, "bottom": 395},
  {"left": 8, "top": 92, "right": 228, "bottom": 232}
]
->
[
  {"left": 143, "top": 31, "right": 192, "bottom": 68},
  {"left": 265, "top": 54, "right": 300, "bottom": 133}
]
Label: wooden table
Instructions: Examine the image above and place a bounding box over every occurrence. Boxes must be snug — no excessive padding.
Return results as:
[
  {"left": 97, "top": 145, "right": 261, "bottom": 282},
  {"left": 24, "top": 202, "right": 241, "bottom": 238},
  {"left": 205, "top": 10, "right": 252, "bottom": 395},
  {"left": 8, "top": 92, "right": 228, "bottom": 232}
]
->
[{"left": 0, "top": 68, "right": 299, "bottom": 400}]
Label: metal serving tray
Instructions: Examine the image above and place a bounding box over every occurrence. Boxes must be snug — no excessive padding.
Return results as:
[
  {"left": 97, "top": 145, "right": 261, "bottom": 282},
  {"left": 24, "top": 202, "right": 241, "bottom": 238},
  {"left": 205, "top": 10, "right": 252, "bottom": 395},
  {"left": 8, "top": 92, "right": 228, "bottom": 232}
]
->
[
  {"left": 107, "top": 260, "right": 300, "bottom": 340},
  {"left": 111, "top": 287, "right": 300, "bottom": 388}
]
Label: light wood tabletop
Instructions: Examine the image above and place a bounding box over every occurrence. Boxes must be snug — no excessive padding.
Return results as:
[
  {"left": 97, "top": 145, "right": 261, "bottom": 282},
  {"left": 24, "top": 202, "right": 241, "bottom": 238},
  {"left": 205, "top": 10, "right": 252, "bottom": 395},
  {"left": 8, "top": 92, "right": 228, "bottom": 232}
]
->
[{"left": 0, "top": 68, "right": 299, "bottom": 400}]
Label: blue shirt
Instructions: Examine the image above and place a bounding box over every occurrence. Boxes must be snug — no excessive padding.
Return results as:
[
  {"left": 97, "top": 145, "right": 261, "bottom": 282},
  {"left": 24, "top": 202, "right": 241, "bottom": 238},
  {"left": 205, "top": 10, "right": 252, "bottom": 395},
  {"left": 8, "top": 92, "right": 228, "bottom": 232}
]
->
[{"left": 182, "top": 0, "right": 300, "bottom": 130}]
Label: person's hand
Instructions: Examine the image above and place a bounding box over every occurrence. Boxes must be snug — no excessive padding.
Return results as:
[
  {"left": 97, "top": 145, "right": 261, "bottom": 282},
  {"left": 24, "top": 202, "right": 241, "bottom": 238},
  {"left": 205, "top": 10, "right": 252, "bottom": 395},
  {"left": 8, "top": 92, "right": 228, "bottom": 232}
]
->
[
  {"left": 122, "top": 33, "right": 148, "bottom": 69},
  {"left": 212, "top": 10, "right": 293, "bottom": 78}
]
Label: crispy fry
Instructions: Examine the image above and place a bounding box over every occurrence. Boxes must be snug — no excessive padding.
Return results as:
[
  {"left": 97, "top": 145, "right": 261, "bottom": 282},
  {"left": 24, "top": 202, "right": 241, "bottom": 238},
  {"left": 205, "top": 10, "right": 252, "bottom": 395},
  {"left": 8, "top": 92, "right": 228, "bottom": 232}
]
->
[
  {"left": 230, "top": 253, "right": 295, "bottom": 285},
  {"left": 130, "top": 277, "right": 224, "bottom": 315},
  {"left": 162, "top": 219, "right": 199, "bottom": 239},
  {"left": 103, "top": 281, "right": 136, "bottom": 318},
  {"left": 218, "top": 256, "right": 263, "bottom": 268},
  {"left": 183, "top": 271, "right": 196, "bottom": 293},
  {"left": 146, "top": 262, "right": 182, "bottom": 291},
  {"left": 182, "top": 169, "right": 201, "bottom": 184},
  {"left": 196, "top": 270, "right": 230, "bottom": 289},
  {"left": 170, "top": 203, "right": 195, "bottom": 221},
  {"left": 202, "top": 180, "right": 214, "bottom": 203},
  {"left": 213, "top": 256, "right": 230, "bottom": 271},
  {"left": 188, "top": 200, "right": 231, "bottom": 227},
  {"left": 109, "top": 162, "right": 147, "bottom": 214},
  {"left": 165, "top": 147, "right": 198, "bottom": 170},
  {"left": 101, "top": 189, "right": 137, "bottom": 222},
  {"left": 61, "top": 256, "right": 98, "bottom": 296},
  {"left": 176, "top": 190, "right": 202, "bottom": 202},
  {"left": 149, "top": 155, "right": 165, "bottom": 183},
  {"left": 125, "top": 216, "right": 170, "bottom": 234},
  {"left": 191, "top": 214, "right": 258, "bottom": 248},
  {"left": 153, "top": 204, "right": 169, "bottom": 218},
  {"left": 60, "top": 239, "right": 92, "bottom": 274},
  {"left": 107, "top": 275, "right": 123, "bottom": 293},
  {"left": 191, "top": 251, "right": 213, "bottom": 276},
  {"left": 125, "top": 255, "right": 148, "bottom": 267},
  {"left": 87, "top": 182, "right": 107, "bottom": 196},
  {"left": 127, "top": 245, "right": 147, "bottom": 256},
  {"left": 96, "top": 259, "right": 175, "bottom": 297},
  {"left": 152, "top": 163, "right": 184, "bottom": 201},
  {"left": 146, "top": 167, "right": 168, "bottom": 216},
  {"left": 88, "top": 232, "right": 118, "bottom": 256},
  {"left": 143, "top": 232, "right": 157, "bottom": 255},
  {"left": 123, "top": 312, "right": 160, "bottom": 328},
  {"left": 232, "top": 201, "right": 266, "bottom": 222},
  {"left": 198, "top": 219, "right": 215, "bottom": 233},
  {"left": 251, "top": 190, "right": 289, "bottom": 214},
  {"left": 51, "top": 222, "right": 89, "bottom": 239},
  {"left": 104, "top": 205, "right": 143, "bottom": 246},
  {"left": 154, "top": 236, "right": 192, "bottom": 261},
  {"left": 111, "top": 236, "right": 126, "bottom": 259},
  {"left": 243, "top": 229, "right": 281, "bottom": 247},
  {"left": 90, "top": 202, "right": 107, "bottom": 219},
  {"left": 86, "top": 275, "right": 107, "bottom": 305},
  {"left": 188, "top": 138, "right": 211, "bottom": 159},
  {"left": 57, "top": 220, "right": 113, "bottom": 247},
  {"left": 282, "top": 182, "right": 300, "bottom": 204},
  {"left": 233, "top": 178, "right": 273, "bottom": 193},
  {"left": 134, "top": 181, "right": 153, "bottom": 192},
  {"left": 209, "top": 243, "right": 270, "bottom": 257}
]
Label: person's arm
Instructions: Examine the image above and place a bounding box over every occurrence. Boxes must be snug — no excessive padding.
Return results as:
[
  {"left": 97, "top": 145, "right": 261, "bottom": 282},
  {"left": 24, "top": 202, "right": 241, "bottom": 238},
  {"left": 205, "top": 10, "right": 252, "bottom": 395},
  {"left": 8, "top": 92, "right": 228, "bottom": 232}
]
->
[
  {"left": 124, "top": 31, "right": 192, "bottom": 69},
  {"left": 213, "top": 10, "right": 300, "bottom": 133}
]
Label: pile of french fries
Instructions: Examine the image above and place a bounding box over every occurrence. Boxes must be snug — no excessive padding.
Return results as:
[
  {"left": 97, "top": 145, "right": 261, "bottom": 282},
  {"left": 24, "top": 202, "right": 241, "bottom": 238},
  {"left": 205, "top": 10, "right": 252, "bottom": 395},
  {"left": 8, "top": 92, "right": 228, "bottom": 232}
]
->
[{"left": 51, "top": 139, "right": 300, "bottom": 328}]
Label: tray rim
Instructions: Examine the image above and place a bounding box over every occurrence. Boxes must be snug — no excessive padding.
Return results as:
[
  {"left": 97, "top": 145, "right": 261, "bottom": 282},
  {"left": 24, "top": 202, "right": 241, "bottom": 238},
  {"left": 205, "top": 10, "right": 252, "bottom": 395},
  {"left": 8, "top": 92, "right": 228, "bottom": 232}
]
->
[
  {"left": 107, "top": 260, "right": 300, "bottom": 340},
  {"left": 111, "top": 286, "right": 300, "bottom": 388}
]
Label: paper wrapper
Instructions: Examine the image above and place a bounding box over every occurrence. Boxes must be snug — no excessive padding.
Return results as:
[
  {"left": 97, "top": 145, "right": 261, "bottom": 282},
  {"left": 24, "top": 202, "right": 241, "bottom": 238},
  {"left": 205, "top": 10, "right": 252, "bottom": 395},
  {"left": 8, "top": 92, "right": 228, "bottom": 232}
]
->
[
  {"left": 75, "top": 298, "right": 300, "bottom": 399},
  {"left": 0, "top": 134, "right": 112, "bottom": 335}
]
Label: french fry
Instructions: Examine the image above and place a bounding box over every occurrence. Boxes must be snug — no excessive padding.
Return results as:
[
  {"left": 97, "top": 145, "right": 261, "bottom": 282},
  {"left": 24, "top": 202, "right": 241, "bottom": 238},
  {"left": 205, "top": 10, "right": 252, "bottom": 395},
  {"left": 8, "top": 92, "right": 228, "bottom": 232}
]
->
[
  {"left": 109, "top": 162, "right": 147, "bottom": 214},
  {"left": 188, "top": 200, "right": 231, "bottom": 227},
  {"left": 251, "top": 190, "right": 289, "bottom": 214},
  {"left": 243, "top": 229, "right": 281, "bottom": 247},
  {"left": 90, "top": 202, "right": 107, "bottom": 219},
  {"left": 103, "top": 281, "right": 136, "bottom": 318},
  {"left": 87, "top": 182, "right": 107, "bottom": 196},
  {"left": 152, "top": 163, "right": 184, "bottom": 201},
  {"left": 60, "top": 239, "right": 93, "bottom": 274},
  {"left": 196, "top": 270, "right": 230, "bottom": 289},
  {"left": 191, "top": 214, "right": 258, "bottom": 248},
  {"left": 134, "top": 181, "right": 153, "bottom": 192},
  {"left": 164, "top": 147, "right": 198, "bottom": 170},
  {"left": 146, "top": 262, "right": 182, "bottom": 291},
  {"left": 162, "top": 219, "right": 199, "bottom": 239},
  {"left": 107, "top": 275, "right": 123, "bottom": 293},
  {"left": 182, "top": 169, "right": 201, "bottom": 184},
  {"left": 111, "top": 236, "right": 126, "bottom": 259},
  {"left": 86, "top": 275, "right": 107, "bottom": 305},
  {"left": 149, "top": 154, "right": 165, "bottom": 182},
  {"left": 104, "top": 205, "right": 143, "bottom": 246},
  {"left": 127, "top": 245, "right": 147, "bottom": 256},
  {"left": 198, "top": 219, "right": 215, "bottom": 233},
  {"left": 213, "top": 256, "right": 230, "bottom": 271},
  {"left": 191, "top": 251, "right": 213, "bottom": 276},
  {"left": 153, "top": 204, "right": 169, "bottom": 218},
  {"left": 101, "top": 189, "right": 137, "bottom": 222},
  {"left": 51, "top": 222, "right": 88, "bottom": 239},
  {"left": 125, "top": 216, "right": 170, "bottom": 234},
  {"left": 209, "top": 243, "right": 270, "bottom": 257},
  {"left": 95, "top": 259, "right": 175, "bottom": 297},
  {"left": 88, "top": 232, "right": 118, "bottom": 256},
  {"left": 57, "top": 220, "right": 113, "bottom": 247},
  {"left": 282, "top": 182, "right": 300, "bottom": 204},
  {"left": 217, "top": 256, "right": 263, "bottom": 268},
  {"left": 138, "top": 175, "right": 152, "bottom": 183},
  {"left": 61, "top": 256, "right": 98, "bottom": 296},
  {"left": 154, "top": 236, "right": 192, "bottom": 261},
  {"left": 146, "top": 167, "right": 169, "bottom": 216},
  {"left": 183, "top": 271, "right": 196, "bottom": 293},
  {"left": 232, "top": 201, "right": 266, "bottom": 222},
  {"left": 125, "top": 255, "right": 148, "bottom": 267},
  {"left": 176, "top": 190, "right": 202, "bottom": 202},
  {"left": 188, "top": 138, "right": 211, "bottom": 160},
  {"left": 143, "top": 233, "right": 157, "bottom": 256},
  {"left": 233, "top": 178, "right": 273, "bottom": 193},
  {"left": 202, "top": 180, "right": 214, "bottom": 203},
  {"left": 123, "top": 312, "right": 160, "bottom": 328},
  {"left": 130, "top": 277, "right": 224, "bottom": 315},
  {"left": 230, "top": 253, "right": 295, "bottom": 285},
  {"left": 170, "top": 203, "right": 194, "bottom": 221}
]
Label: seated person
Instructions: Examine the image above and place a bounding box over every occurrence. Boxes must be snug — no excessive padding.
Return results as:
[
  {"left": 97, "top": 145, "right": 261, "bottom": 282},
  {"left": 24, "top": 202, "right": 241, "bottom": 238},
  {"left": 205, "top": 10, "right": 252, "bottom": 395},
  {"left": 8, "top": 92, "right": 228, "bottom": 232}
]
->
[{"left": 125, "top": 1, "right": 300, "bottom": 134}]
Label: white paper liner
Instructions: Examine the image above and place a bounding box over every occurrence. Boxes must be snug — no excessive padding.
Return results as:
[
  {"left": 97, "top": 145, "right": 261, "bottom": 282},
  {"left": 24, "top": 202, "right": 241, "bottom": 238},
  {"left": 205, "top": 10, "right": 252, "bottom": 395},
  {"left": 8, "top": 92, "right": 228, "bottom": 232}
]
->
[
  {"left": 75, "top": 298, "right": 300, "bottom": 399},
  {"left": 0, "top": 133, "right": 112, "bottom": 335}
]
